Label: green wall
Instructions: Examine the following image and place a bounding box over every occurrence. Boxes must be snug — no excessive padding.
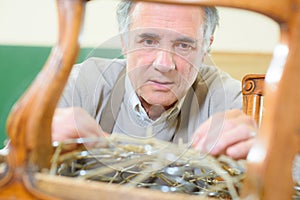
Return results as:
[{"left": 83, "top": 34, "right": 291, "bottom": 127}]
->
[{"left": 0, "top": 45, "right": 121, "bottom": 148}]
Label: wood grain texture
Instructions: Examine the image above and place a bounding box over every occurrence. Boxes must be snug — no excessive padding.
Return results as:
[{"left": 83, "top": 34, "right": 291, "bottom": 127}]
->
[
  {"left": 1, "top": 0, "right": 300, "bottom": 199},
  {"left": 141, "top": 0, "right": 290, "bottom": 22},
  {"left": 0, "top": 0, "right": 86, "bottom": 199},
  {"left": 242, "top": 2, "right": 300, "bottom": 199},
  {"left": 35, "top": 173, "right": 209, "bottom": 200}
]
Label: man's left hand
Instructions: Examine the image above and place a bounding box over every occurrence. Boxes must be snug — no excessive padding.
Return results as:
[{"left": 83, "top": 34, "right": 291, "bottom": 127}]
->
[{"left": 191, "top": 109, "right": 257, "bottom": 159}]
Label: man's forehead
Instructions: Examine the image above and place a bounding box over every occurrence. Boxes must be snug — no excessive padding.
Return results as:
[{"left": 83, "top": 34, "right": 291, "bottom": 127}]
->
[
  {"left": 132, "top": 28, "right": 199, "bottom": 42},
  {"left": 131, "top": 1, "right": 204, "bottom": 19},
  {"left": 129, "top": 2, "right": 204, "bottom": 38},
  {"left": 132, "top": 1, "right": 203, "bottom": 10}
]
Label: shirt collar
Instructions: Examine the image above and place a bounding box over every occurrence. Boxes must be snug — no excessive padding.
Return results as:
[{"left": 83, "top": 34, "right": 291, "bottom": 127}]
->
[{"left": 125, "top": 74, "right": 185, "bottom": 123}]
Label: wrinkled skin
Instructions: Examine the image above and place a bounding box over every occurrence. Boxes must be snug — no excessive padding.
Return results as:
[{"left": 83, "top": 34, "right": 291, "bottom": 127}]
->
[{"left": 51, "top": 2, "right": 257, "bottom": 159}]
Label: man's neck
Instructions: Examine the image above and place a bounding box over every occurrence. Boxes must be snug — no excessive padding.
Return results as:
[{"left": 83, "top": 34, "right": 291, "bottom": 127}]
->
[{"left": 139, "top": 97, "right": 175, "bottom": 120}]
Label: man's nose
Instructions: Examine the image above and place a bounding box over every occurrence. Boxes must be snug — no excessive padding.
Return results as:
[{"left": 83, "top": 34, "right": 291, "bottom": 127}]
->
[{"left": 153, "top": 50, "right": 175, "bottom": 72}]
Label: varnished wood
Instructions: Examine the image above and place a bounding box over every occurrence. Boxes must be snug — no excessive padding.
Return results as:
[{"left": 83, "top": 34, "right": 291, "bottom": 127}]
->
[
  {"left": 242, "top": 74, "right": 265, "bottom": 125},
  {"left": 35, "top": 173, "right": 209, "bottom": 200},
  {"left": 141, "top": 0, "right": 290, "bottom": 23},
  {"left": 144, "top": 1, "right": 299, "bottom": 199},
  {"left": 243, "top": 7, "right": 300, "bottom": 199},
  {"left": 0, "top": 0, "right": 86, "bottom": 199},
  {"left": 1, "top": 0, "right": 300, "bottom": 199}
]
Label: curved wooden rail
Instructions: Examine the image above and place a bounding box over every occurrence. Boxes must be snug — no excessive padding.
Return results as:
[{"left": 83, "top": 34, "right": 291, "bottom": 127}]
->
[
  {"left": 143, "top": 0, "right": 290, "bottom": 23},
  {"left": 0, "top": 0, "right": 86, "bottom": 198},
  {"left": 143, "top": 1, "right": 300, "bottom": 199},
  {"left": 0, "top": 0, "right": 299, "bottom": 199}
]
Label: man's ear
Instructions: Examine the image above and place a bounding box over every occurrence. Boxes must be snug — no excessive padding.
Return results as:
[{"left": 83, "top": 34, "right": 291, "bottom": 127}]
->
[
  {"left": 201, "top": 35, "right": 214, "bottom": 62},
  {"left": 209, "top": 35, "right": 214, "bottom": 47},
  {"left": 120, "top": 35, "right": 127, "bottom": 56}
]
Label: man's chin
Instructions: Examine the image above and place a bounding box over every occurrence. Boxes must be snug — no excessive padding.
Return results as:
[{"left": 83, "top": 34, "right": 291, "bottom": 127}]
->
[{"left": 143, "top": 97, "right": 178, "bottom": 109}]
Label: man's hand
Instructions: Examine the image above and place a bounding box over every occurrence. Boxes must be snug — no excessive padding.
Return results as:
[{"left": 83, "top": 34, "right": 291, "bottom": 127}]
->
[
  {"left": 192, "top": 109, "right": 257, "bottom": 159},
  {"left": 52, "top": 107, "right": 108, "bottom": 143}
]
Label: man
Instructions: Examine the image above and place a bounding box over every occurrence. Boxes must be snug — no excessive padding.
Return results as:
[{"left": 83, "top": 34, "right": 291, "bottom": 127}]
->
[{"left": 52, "top": 0, "right": 257, "bottom": 159}]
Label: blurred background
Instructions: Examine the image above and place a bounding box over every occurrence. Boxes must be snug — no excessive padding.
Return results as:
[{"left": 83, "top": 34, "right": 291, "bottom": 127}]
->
[{"left": 0, "top": 0, "right": 279, "bottom": 147}]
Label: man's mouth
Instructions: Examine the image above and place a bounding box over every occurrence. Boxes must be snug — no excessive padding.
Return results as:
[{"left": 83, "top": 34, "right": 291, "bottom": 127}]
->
[{"left": 147, "top": 80, "right": 174, "bottom": 91}]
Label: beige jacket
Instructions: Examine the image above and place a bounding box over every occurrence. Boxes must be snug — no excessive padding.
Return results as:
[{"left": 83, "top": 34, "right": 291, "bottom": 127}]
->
[{"left": 58, "top": 57, "right": 242, "bottom": 143}]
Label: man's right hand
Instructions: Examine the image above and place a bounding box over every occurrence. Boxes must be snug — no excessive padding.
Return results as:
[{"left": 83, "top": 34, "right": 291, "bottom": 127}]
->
[{"left": 52, "top": 107, "right": 108, "bottom": 143}]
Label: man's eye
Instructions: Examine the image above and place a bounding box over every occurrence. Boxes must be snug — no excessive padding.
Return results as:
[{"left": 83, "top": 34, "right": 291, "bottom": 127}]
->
[
  {"left": 142, "top": 39, "right": 158, "bottom": 47},
  {"left": 175, "top": 43, "right": 192, "bottom": 50},
  {"left": 174, "top": 42, "right": 195, "bottom": 56}
]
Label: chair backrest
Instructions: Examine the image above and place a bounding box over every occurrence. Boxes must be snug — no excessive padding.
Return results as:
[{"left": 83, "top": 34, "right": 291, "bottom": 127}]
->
[
  {"left": 1, "top": 0, "right": 300, "bottom": 199},
  {"left": 242, "top": 74, "right": 265, "bottom": 125}
]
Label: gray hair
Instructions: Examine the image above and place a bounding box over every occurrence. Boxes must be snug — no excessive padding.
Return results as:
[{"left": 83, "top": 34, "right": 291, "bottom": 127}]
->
[{"left": 116, "top": 0, "right": 219, "bottom": 53}]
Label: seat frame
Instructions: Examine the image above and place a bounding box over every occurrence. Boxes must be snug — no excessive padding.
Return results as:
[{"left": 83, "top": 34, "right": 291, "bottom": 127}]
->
[{"left": 1, "top": 0, "right": 300, "bottom": 199}]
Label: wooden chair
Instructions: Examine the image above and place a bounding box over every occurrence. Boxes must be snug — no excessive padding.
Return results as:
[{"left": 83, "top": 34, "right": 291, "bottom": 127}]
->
[
  {"left": 242, "top": 74, "right": 265, "bottom": 125},
  {"left": 1, "top": 0, "right": 300, "bottom": 199}
]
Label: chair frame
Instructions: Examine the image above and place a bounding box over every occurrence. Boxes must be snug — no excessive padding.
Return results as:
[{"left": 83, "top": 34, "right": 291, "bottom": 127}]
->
[
  {"left": 1, "top": 0, "right": 300, "bottom": 199},
  {"left": 242, "top": 74, "right": 265, "bottom": 125}
]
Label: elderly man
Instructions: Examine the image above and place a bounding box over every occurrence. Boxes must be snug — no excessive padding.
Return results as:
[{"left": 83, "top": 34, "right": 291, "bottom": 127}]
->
[{"left": 52, "top": 0, "right": 257, "bottom": 159}]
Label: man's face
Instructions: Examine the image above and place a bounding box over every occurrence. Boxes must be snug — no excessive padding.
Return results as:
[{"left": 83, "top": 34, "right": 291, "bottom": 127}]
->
[{"left": 125, "top": 2, "right": 205, "bottom": 110}]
